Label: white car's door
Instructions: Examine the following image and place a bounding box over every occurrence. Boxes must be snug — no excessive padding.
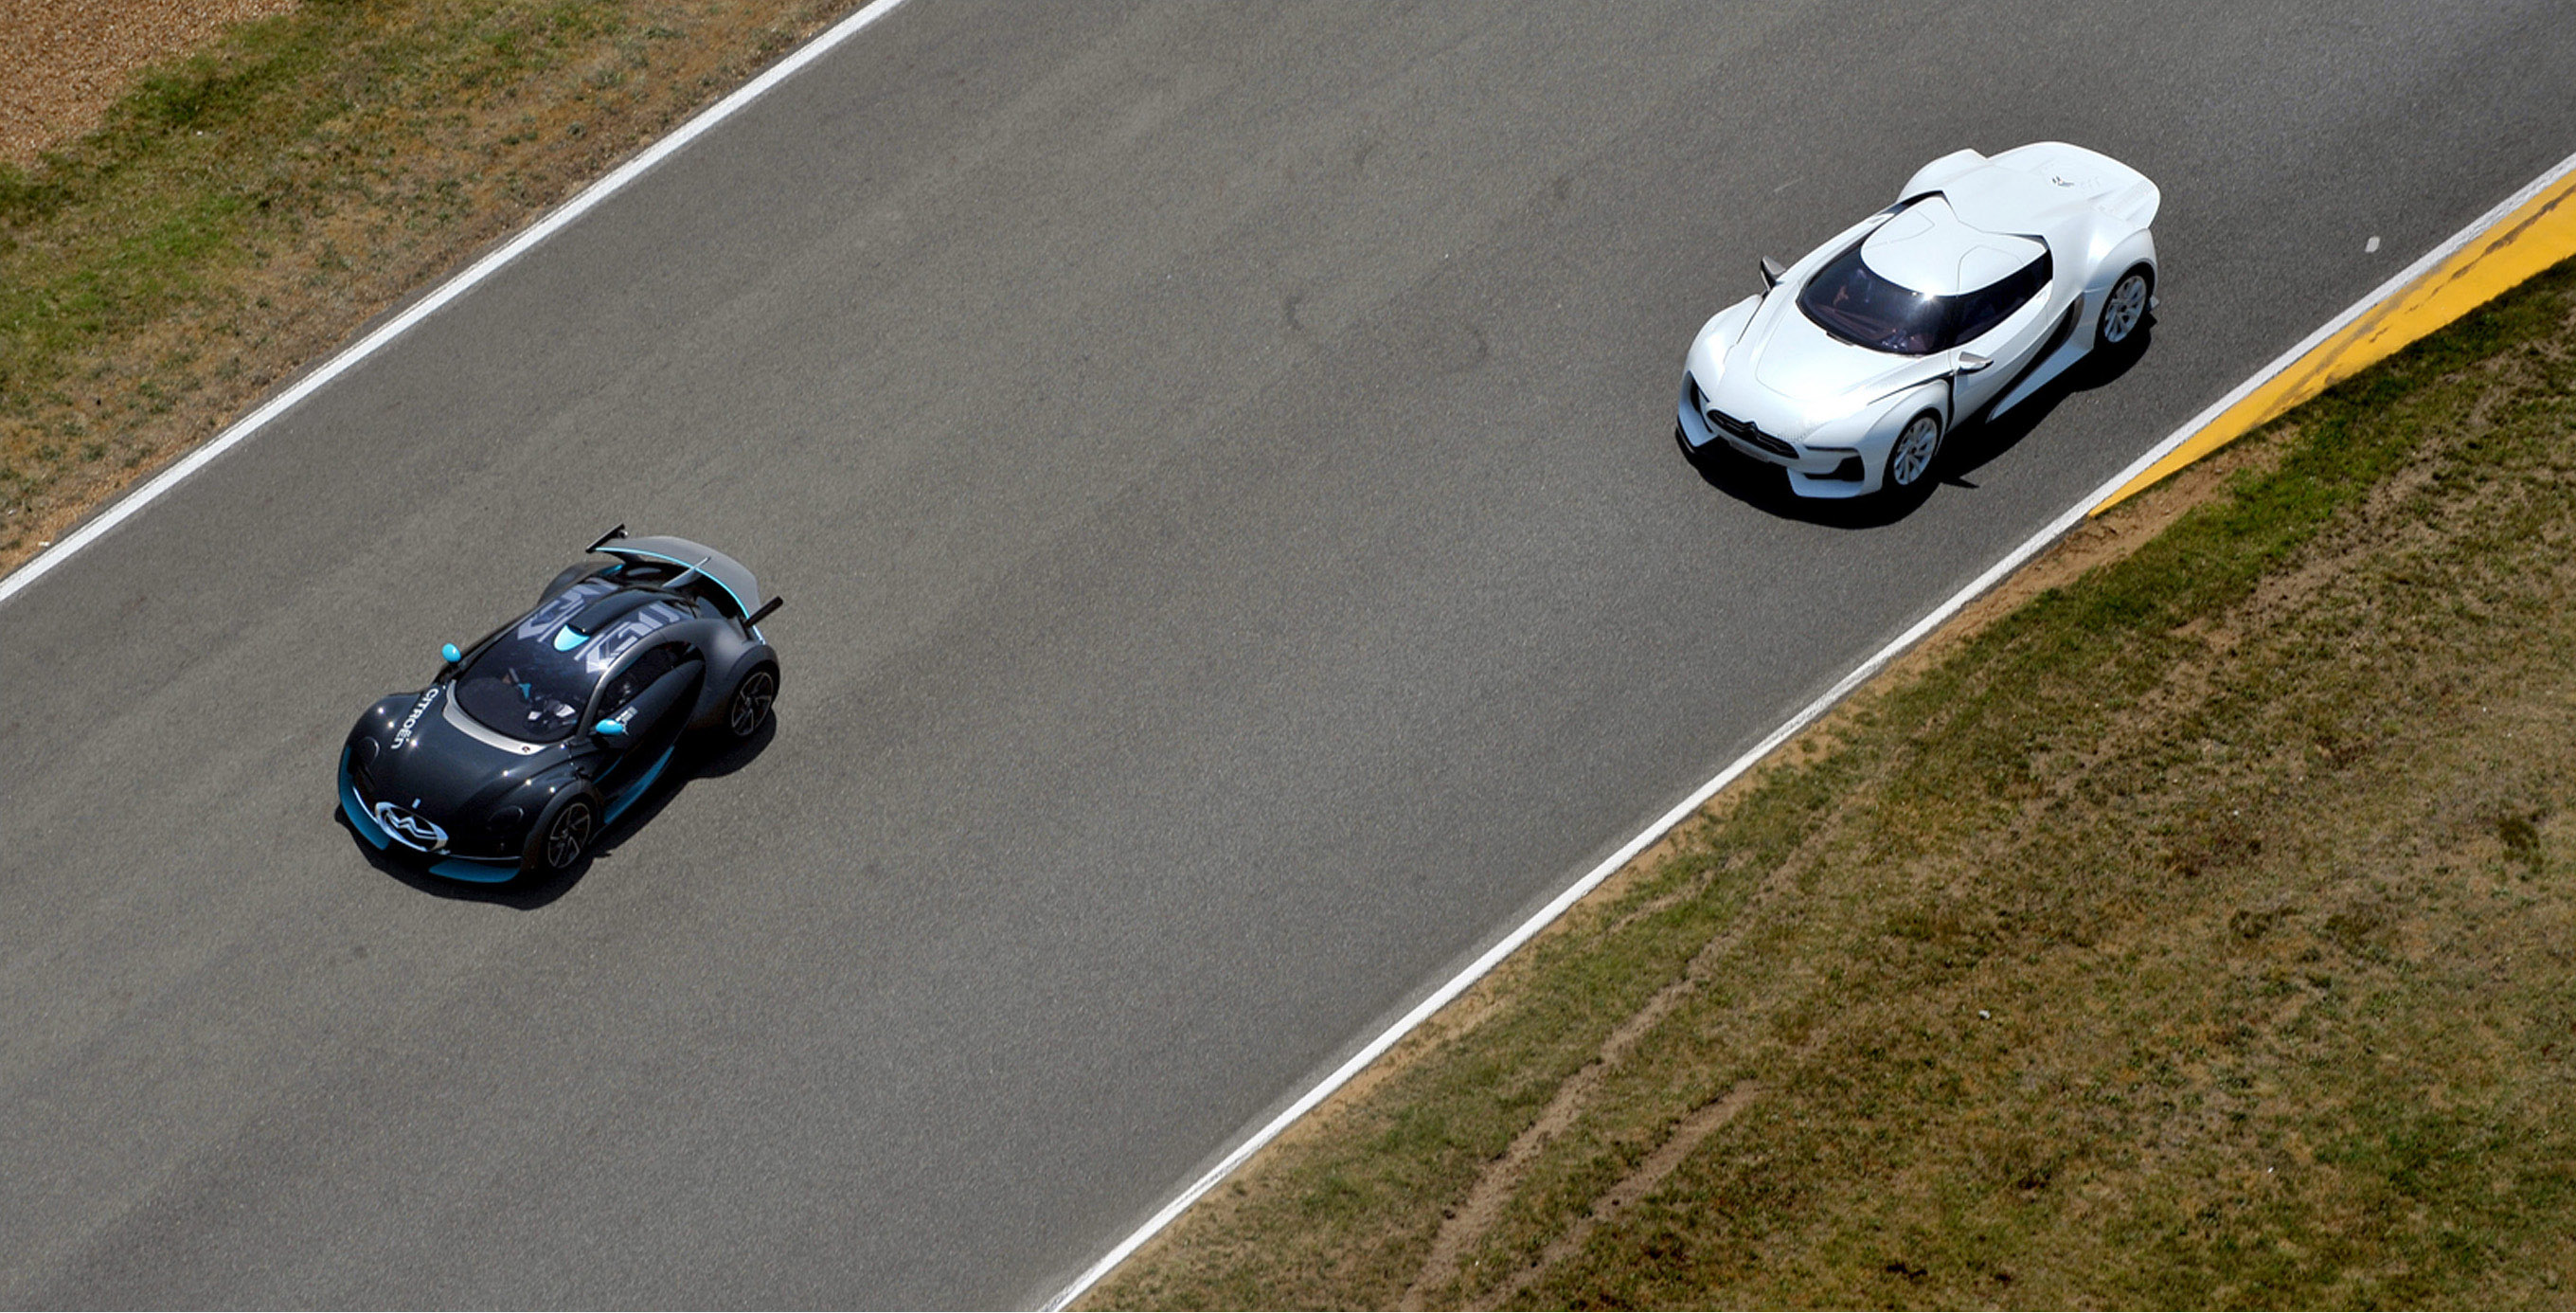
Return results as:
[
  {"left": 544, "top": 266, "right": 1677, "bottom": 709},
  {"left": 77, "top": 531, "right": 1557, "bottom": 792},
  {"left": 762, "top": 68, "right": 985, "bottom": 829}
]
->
[{"left": 1952, "top": 254, "right": 2065, "bottom": 417}]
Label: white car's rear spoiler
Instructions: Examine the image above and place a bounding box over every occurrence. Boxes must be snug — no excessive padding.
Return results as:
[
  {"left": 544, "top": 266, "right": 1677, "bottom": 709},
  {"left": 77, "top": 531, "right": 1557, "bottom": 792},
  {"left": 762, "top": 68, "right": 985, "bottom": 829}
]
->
[
  {"left": 1901, "top": 142, "right": 2161, "bottom": 229},
  {"left": 1992, "top": 140, "right": 2161, "bottom": 226}
]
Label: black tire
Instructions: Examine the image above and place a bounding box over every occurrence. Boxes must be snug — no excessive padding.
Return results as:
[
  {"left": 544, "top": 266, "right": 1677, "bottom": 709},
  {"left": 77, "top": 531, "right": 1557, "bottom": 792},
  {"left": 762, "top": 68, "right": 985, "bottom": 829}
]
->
[
  {"left": 2098, "top": 264, "right": 2153, "bottom": 348},
  {"left": 522, "top": 784, "right": 602, "bottom": 876},
  {"left": 722, "top": 663, "right": 779, "bottom": 741},
  {"left": 1882, "top": 409, "right": 1944, "bottom": 495}
]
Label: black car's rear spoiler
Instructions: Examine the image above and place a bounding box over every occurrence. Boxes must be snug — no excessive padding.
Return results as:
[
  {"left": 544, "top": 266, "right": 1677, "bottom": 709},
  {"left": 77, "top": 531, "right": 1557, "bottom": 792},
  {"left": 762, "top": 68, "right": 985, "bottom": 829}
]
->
[{"left": 586, "top": 523, "right": 630, "bottom": 552}]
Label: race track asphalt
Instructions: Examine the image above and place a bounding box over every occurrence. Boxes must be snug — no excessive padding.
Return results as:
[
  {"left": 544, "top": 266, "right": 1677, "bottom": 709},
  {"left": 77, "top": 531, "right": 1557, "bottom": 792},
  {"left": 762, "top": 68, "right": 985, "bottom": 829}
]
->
[{"left": 6, "top": 1, "right": 2574, "bottom": 1306}]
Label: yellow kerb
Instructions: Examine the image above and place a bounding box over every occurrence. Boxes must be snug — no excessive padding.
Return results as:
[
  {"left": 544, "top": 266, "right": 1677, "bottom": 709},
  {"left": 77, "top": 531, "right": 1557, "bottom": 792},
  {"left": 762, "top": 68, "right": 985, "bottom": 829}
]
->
[{"left": 2093, "top": 168, "right": 2576, "bottom": 515}]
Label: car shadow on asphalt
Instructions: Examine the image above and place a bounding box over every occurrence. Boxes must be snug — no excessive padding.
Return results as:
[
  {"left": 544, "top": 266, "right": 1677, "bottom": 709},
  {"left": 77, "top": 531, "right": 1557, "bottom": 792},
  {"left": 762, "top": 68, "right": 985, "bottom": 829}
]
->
[
  {"left": 339, "top": 716, "right": 779, "bottom": 908},
  {"left": 1680, "top": 318, "right": 2156, "bottom": 528}
]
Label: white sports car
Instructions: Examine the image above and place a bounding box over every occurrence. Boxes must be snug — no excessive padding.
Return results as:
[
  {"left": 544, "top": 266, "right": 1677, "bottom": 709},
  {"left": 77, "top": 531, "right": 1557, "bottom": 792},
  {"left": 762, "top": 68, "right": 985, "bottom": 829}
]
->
[{"left": 1677, "top": 142, "right": 2159, "bottom": 500}]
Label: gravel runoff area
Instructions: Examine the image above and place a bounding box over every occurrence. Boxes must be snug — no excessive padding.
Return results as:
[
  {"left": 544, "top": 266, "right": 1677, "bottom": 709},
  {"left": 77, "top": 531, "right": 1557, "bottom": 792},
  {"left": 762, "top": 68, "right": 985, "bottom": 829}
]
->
[
  {"left": 0, "top": 0, "right": 856, "bottom": 570},
  {"left": 0, "top": 0, "right": 300, "bottom": 166}
]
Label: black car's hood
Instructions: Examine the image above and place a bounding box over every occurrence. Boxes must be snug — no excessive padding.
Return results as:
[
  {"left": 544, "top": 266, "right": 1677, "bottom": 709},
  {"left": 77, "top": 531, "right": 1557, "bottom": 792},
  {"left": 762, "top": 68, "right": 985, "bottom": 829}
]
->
[{"left": 347, "top": 686, "right": 585, "bottom": 853}]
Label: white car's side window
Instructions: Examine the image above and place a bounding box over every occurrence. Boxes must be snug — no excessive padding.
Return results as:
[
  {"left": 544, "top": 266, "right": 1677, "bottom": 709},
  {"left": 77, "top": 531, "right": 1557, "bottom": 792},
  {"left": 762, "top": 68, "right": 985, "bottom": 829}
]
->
[{"left": 1954, "top": 253, "right": 2053, "bottom": 345}]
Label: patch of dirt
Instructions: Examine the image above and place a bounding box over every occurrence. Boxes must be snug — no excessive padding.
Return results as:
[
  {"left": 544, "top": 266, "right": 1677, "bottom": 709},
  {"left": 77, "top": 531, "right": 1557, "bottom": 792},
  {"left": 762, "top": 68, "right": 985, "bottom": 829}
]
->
[
  {"left": 0, "top": 0, "right": 299, "bottom": 167},
  {"left": 1, "top": 0, "right": 862, "bottom": 570},
  {"left": 1905, "top": 428, "right": 2290, "bottom": 681}
]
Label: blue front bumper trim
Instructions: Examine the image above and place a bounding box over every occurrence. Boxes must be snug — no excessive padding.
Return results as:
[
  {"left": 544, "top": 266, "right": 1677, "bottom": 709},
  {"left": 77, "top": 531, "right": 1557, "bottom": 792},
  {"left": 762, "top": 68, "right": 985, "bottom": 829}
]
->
[
  {"left": 343, "top": 746, "right": 524, "bottom": 881},
  {"left": 428, "top": 855, "right": 522, "bottom": 883}
]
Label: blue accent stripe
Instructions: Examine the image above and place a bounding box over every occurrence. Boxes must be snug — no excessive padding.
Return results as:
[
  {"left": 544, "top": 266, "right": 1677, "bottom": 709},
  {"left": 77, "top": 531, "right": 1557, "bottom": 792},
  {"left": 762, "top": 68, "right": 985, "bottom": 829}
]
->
[
  {"left": 605, "top": 546, "right": 754, "bottom": 618},
  {"left": 428, "top": 855, "right": 522, "bottom": 883},
  {"left": 603, "top": 745, "right": 676, "bottom": 825}
]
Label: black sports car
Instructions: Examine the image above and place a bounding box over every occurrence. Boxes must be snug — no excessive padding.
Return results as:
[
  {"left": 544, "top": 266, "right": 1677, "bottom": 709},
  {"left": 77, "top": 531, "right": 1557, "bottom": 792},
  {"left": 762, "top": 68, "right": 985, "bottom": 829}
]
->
[{"left": 339, "top": 527, "right": 782, "bottom": 882}]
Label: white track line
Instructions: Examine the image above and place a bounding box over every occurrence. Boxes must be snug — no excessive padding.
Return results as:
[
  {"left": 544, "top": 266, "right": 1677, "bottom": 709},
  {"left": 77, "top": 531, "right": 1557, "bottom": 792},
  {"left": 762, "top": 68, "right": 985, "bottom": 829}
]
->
[
  {"left": 14, "top": 16, "right": 2573, "bottom": 1300},
  {"left": 0, "top": 0, "right": 913, "bottom": 607},
  {"left": 1040, "top": 143, "right": 2576, "bottom": 1311}
]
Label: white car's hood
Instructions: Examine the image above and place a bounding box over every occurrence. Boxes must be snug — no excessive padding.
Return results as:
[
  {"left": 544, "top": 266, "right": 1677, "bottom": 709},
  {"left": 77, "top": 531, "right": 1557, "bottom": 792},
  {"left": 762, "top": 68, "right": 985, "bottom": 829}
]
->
[
  {"left": 1747, "top": 309, "right": 1931, "bottom": 400},
  {"left": 1705, "top": 295, "right": 1952, "bottom": 433}
]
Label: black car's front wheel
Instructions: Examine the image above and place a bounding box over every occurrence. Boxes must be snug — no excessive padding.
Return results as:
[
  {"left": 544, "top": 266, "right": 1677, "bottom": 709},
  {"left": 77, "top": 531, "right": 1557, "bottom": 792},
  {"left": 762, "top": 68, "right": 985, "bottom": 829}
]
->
[
  {"left": 724, "top": 663, "right": 778, "bottom": 740},
  {"left": 523, "top": 785, "right": 602, "bottom": 876}
]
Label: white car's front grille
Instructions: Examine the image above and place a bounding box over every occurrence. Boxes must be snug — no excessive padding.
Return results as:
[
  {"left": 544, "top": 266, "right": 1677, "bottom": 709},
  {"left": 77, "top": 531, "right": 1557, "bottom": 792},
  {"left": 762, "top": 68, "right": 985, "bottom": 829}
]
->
[{"left": 1708, "top": 408, "right": 1798, "bottom": 459}]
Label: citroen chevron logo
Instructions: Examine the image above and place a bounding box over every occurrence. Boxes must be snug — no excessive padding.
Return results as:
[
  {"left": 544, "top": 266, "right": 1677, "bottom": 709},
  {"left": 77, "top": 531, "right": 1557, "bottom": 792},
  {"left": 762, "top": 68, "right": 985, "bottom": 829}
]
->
[{"left": 372, "top": 800, "right": 448, "bottom": 852}]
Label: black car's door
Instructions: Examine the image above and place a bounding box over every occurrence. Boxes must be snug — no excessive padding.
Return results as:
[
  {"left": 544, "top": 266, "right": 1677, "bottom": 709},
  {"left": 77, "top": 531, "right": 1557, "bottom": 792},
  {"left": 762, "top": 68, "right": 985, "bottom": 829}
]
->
[{"left": 593, "top": 644, "right": 703, "bottom": 798}]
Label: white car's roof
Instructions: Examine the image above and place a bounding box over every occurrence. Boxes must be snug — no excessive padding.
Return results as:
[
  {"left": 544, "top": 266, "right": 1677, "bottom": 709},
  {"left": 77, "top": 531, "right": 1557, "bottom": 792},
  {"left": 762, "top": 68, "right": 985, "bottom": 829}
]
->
[{"left": 1858, "top": 195, "right": 2044, "bottom": 297}]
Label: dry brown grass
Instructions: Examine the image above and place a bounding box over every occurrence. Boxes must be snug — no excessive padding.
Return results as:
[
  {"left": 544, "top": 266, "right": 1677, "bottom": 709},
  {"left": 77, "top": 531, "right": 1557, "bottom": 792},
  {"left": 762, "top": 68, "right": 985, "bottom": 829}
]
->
[
  {"left": 1089, "top": 267, "right": 2576, "bottom": 1310},
  {"left": 0, "top": 0, "right": 861, "bottom": 569}
]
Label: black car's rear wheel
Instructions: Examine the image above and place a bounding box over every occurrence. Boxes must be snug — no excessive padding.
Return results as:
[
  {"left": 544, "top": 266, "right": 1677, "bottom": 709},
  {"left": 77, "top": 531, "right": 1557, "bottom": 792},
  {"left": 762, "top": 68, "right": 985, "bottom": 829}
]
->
[
  {"left": 523, "top": 785, "right": 602, "bottom": 875},
  {"left": 724, "top": 663, "right": 778, "bottom": 740}
]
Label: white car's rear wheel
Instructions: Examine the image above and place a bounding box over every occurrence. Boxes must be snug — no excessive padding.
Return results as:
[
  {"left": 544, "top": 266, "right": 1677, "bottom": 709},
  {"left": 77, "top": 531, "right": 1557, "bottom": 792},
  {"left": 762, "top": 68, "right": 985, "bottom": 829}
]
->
[
  {"left": 1887, "top": 412, "right": 1943, "bottom": 491},
  {"left": 2100, "top": 266, "right": 2153, "bottom": 346}
]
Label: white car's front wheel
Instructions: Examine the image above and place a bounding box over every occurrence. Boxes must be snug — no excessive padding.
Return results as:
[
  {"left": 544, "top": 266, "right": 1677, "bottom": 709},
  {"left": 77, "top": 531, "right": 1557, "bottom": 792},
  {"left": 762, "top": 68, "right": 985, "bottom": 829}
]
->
[
  {"left": 2100, "top": 266, "right": 2153, "bottom": 347},
  {"left": 1885, "top": 411, "right": 1944, "bottom": 494}
]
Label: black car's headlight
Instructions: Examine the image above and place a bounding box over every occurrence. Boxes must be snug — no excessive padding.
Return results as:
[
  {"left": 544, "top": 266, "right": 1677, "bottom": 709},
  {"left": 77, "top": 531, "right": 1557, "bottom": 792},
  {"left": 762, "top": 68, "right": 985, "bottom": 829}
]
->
[{"left": 487, "top": 805, "right": 528, "bottom": 836}]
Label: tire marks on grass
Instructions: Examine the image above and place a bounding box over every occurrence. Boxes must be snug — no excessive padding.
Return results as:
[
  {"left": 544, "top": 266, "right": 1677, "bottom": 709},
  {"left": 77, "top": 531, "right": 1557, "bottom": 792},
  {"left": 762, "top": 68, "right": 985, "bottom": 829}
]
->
[{"left": 1398, "top": 936, "right": 1768, "bottom": 1310}]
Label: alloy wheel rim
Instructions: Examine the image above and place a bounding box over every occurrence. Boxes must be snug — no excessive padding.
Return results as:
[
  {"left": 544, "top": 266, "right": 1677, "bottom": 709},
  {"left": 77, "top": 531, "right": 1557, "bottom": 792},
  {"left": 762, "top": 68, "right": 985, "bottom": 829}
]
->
[
  {"left": 1890, "top": 417, "right": 1940, "bottom": 487},
  {"left": 2103, "top": 275, "right": 2147, "bottom": 343},
  {"left": 730, "top": 673, "right": 775, "bottom": 736},
  {"left": 546, "top": 803, "right": 593, "bottom": 869}
]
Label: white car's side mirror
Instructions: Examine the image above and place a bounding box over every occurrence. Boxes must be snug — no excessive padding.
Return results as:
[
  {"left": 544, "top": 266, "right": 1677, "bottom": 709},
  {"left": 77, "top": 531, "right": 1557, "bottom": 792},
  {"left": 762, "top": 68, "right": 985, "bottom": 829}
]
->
[
  {"left": 1759, "top": 256, "right": 1786, "bottom": 289},
  {"left": 1956, "top": 351, "right": 1994, "bottom": 374}
]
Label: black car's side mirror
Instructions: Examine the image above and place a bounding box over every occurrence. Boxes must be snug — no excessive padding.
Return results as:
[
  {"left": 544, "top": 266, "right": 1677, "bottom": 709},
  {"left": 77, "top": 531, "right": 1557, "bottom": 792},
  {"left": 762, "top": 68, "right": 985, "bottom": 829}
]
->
[
  {"left": 1759, "top": 256, "right": 1786, "bottom": 289},
  {"left": 594, "top": 718, "right": 631, "bottom": 746}
]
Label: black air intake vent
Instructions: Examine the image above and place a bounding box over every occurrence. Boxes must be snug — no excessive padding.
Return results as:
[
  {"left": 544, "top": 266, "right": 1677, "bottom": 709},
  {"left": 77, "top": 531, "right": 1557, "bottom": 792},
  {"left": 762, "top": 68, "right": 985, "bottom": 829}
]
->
[{"left": 1708, "top": 409, "right": 1798, "bottom": 459}]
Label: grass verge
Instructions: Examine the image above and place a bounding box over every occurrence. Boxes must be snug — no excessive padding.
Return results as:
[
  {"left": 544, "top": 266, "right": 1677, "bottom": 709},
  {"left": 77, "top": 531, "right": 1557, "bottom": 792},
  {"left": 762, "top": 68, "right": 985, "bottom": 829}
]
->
[
  {"left": 0, "top": 0, "right": 859, "bottom": 570},
  {"left": 1088, "top": 259, "right": 2576, "bottom": 1309}
]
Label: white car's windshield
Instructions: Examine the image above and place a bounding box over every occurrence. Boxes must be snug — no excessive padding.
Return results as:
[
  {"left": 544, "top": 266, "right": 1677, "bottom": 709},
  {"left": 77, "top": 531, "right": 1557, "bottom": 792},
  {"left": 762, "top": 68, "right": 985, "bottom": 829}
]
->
[
  {"left": 1797, "top": 243, "right": 1953, "bottom": 355},
  {"left": 1798, "top": 241, "right": 2050, "bottom": 357}
]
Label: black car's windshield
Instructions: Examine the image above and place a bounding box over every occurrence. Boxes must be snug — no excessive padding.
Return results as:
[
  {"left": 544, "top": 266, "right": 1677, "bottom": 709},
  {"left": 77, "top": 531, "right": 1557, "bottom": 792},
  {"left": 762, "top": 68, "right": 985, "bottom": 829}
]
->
[
  {"left": 1797, "top": 242, "right": 1955, "bottom": 355},
  {"left": 454, "top": 633, "right": 599, "bottom": 744}
]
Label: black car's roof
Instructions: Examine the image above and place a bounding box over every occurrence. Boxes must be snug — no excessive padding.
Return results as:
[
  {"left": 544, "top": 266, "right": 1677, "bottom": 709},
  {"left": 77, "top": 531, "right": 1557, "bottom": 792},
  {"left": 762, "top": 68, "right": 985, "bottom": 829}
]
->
[{"left": 452, "top": 579, "right": 703, "bottom": 742}]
